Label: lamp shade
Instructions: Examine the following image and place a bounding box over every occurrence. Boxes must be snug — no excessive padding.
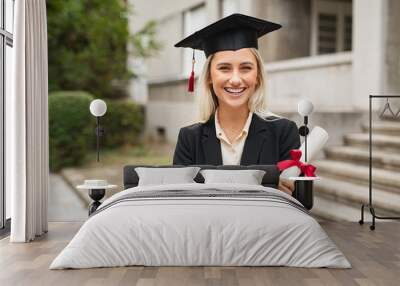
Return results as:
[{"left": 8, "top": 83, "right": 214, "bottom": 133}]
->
[
  {"left": 90, "top": 99, "right": 107, "bottom": 117},
  {"left": 298, "top": 99, "right": 314, "bottom": 116}
]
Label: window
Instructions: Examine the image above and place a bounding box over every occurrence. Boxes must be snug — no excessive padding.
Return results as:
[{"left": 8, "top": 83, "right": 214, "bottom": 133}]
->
[
  {"left": 311, "top": 0, "right": 352, "bottom": 55},
  {"left": 182, "top": 4, "right": 207, "bottom": 76},
  {"left": 219, "top": 0, "right": 240, "bottom": 18},
  {"left": 1, "top": 0, "right": 14, "bottom": 231},
  {"left": 343, "top": 15, "right": 352, "bottom": 51}
]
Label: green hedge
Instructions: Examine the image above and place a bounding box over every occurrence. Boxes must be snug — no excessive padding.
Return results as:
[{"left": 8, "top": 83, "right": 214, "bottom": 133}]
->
[
  {"left": 49, "top": 91, "right": 145, "bottom": 171},
  {"left": 102, "top": 100, "right": 144, "bottom": 148},
  {"left": 49, "top": 91, "right": 95, "bottom": 171}
]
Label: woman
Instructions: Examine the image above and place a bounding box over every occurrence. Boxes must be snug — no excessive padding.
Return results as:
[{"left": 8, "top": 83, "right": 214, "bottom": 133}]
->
[{"left": 173, "top": 14, "right": 300, "bottom": 194}]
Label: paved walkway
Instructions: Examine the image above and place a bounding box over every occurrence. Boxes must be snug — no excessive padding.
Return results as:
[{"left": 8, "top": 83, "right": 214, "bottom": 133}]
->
[{"left": 48, "top": 174, "right": 87, "bottom": 222}]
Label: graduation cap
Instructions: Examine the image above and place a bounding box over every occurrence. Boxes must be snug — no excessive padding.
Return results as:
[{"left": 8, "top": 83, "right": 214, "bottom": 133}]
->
[{"left": 174, "top": 13, "right": 282, "bottom": 92}]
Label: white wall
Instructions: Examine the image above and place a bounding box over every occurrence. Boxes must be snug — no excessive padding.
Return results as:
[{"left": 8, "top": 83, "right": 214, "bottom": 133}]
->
[
  {"left": 384, "top": 0, "right": 400, "bottom": 97},
  {"left": 129, "top": 0, "right": 204, "bottom": 34},
  {"left": 146, "top": 101, "right": 198, "bottom": 143},
  {"left": 352, "top": 0, "right": 387, "bottom": 111},
  {"left": 266, "top": 52, "right": 353, "bottom": 113},
  {"left": 145, "top": 15, "right": 183, "bottom": 78}
]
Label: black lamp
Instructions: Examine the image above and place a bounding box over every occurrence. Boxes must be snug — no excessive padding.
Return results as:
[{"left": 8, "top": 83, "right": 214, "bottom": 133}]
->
[
  {"left": 293, "top": 99, "right": 315, "bottom": 210},
  {"left": 89, "top": 99, "right": 107, "bottom": 162},
  {"left": 297, "top": 99, "right": 314, "bottom": 163}
]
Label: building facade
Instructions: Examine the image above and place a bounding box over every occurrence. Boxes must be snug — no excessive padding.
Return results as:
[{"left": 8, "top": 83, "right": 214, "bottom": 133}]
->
[{"left": 129, "top": 0, "right": 400, "bottom": 146}]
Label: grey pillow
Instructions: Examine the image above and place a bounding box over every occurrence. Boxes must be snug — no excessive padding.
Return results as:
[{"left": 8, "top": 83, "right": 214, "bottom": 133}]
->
[
  {"left": 135, "top": 167, "right": 201, "bottom": 186},
  {"left": 200, "top": 169, "right": 266, "bottom": 185}
]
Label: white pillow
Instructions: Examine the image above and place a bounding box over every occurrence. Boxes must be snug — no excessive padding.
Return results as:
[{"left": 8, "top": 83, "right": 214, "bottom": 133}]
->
[
  {"left": 135, "top": 167, "right": 200, "bottom": 186},
  {"left": 200, "top": 169, "right": 266, "bottom": 185}
]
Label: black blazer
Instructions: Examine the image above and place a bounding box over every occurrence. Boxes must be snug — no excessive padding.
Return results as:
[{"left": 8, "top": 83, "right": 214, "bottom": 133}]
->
[{"left": 173, "top": 113, "right": 300, "bottom": 165}]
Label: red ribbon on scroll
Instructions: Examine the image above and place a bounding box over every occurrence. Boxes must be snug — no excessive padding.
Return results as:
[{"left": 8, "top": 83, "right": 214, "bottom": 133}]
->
[{"left": 277, "top": 149, "right": 317, "bottom": 177}]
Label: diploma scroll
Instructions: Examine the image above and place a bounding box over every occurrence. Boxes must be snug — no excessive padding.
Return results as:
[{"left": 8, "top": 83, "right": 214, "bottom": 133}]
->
[{"left": 280, "top": 126, "right": 329, "bottom": 178}]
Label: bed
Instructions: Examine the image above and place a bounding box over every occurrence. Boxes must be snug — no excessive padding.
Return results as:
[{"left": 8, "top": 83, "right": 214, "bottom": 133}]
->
[{"left": 50, "top": 165, "right": 351, "bottom": 269}]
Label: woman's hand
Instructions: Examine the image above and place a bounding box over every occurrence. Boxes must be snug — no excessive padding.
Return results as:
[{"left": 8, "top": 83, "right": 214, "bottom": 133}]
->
[{"left": 278, "top": 178, "right": 295, "bottom": 195}]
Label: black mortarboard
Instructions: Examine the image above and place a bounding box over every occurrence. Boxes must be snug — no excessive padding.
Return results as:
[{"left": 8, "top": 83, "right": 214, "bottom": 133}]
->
[
  {"left": 175, "top": 13, "right": 281, "bottom": 92},
  {"left": 174, "top": 13, "right": 281, "bottom": 57}
]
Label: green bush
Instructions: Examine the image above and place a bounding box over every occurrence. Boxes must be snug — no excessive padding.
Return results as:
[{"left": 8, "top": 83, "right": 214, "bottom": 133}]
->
[
  {"left": 49, "top": 91, "right": 95, "bottom": 171},
  {"left": 102, "top": 100, "right": 144, "bottom": 148}
]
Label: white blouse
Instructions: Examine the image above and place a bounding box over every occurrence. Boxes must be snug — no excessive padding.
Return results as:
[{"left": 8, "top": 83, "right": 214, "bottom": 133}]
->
[{"left": 214, "top": 109, "right": 253, "bottom": 165}]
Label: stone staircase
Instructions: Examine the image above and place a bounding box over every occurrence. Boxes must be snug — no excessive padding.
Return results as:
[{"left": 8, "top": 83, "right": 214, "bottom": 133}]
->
[{"left": 310, "top": 120, "right": 400, "bottom": 221}]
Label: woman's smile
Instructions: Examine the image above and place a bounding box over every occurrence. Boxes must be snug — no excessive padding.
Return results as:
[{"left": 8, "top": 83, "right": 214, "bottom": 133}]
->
[{"left": 224, "top": 87, "right": 247, "bottom": 97}]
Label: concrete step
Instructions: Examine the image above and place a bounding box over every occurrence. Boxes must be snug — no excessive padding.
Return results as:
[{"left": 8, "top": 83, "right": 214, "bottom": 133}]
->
[
  {"left": 310, "top": 195, "right": 371, "bottom": 222},
  {"left": 314, "top": 176, "right": 400, "bottom": 214},
  {"left": 324, "top": 145, "right": 400, "bottom": 171},
  {"left": 361, "top": 121, "right": 400, "bottom": 135},
  {"left": 314, "top": 159, "right": 400, "bottom": 194},
  {"left": 344, "top": 133, "right": 400, "bottom": 150}
]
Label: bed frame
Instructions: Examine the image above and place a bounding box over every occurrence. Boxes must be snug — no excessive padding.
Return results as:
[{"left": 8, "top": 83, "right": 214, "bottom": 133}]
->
[{"left": 123, "top": 165, "right": 313, "bottom": 209}]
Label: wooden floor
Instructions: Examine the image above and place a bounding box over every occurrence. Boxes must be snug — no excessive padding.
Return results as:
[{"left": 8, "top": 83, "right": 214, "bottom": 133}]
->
[{"left": 0, "top": 221, "right": 399, "bottom": 286}]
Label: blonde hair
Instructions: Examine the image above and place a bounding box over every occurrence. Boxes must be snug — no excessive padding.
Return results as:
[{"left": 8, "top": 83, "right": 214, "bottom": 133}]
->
[{"left": 197, "top": 48, "right": 277, "bottom": 122}]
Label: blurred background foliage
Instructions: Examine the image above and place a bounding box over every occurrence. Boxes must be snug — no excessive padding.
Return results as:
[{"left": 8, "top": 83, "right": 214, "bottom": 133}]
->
[
  {"left": 46, "top": 0, "right": 161, "bottom": 99},
  {"left": 49, "top": 91, "right": 95, "bottom": 171},
  {"left": 102, "top": 100, "right": 144, "bottom": 148},
  {"left": 49, "top": 91, "right": 145, "bottom": 171}
]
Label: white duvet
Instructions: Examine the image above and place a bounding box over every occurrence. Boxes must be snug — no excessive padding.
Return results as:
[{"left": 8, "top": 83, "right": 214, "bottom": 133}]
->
[{"left": 50, "top": 183, "right": 351, "bottom": 269}]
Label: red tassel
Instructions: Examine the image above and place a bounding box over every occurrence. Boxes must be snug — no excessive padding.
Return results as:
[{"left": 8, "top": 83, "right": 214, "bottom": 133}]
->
[
  {"left": 188, "top": 71, "right": 195, "bottom": 92},
  {"left": 188, "top": 49, "right": 195, "bottom": 93}
]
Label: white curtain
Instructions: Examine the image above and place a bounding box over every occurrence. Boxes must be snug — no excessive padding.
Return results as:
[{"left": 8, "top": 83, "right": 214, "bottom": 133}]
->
[{"left": 7, "top": 0, "right": 49, "bottom": 242}]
